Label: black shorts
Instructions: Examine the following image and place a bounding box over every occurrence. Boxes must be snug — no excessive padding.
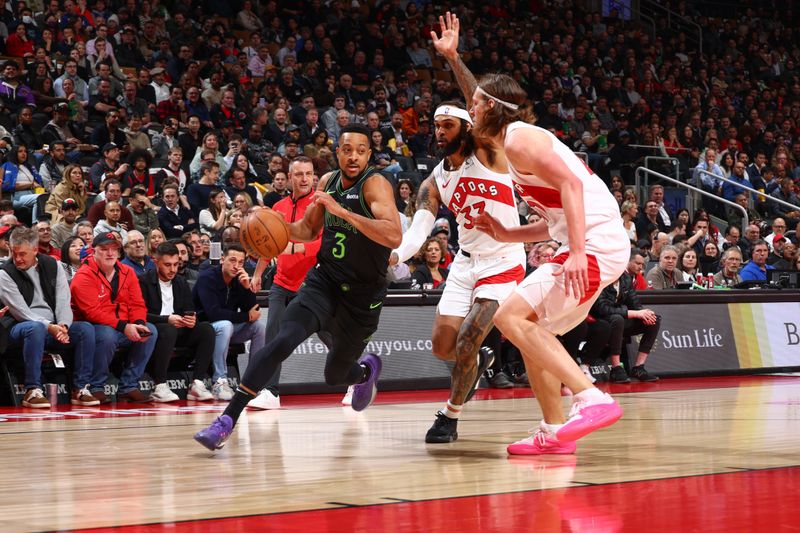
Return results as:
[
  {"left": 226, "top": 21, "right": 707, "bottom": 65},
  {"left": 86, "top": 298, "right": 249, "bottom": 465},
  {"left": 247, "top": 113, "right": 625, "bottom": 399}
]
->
[{"left": 293, "top": 266, "right": 387, "bottom": 361}]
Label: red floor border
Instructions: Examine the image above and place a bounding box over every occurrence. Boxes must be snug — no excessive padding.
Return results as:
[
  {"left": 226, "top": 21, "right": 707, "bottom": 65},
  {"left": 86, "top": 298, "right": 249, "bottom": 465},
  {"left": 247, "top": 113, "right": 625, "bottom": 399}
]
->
[{"left": 71, "top": 465, "right": 800, "bottom": 532}]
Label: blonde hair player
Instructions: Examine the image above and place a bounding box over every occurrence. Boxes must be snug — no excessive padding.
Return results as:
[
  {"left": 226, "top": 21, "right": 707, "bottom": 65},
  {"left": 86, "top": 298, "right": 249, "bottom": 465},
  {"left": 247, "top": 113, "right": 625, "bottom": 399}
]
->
[
  {"left": 389, "top": 101, "right": 526, "bottom": 443},
  {"left": 432, "top": 12, "right": 630, "bottom": 455}
]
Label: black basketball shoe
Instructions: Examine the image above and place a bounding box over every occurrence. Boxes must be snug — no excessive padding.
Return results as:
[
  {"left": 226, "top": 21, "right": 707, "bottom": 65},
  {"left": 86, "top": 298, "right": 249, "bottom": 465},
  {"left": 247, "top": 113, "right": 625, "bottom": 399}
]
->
[{"left": 425, "top": 411, "right": 459, "bottom": 443}]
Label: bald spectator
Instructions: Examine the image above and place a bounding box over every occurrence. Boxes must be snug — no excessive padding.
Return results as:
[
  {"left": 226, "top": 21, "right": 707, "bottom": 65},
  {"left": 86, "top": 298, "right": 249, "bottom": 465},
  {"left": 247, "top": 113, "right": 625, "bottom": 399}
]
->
[{"left": 94, "top": 201, "right": 129, "bottom": 243}]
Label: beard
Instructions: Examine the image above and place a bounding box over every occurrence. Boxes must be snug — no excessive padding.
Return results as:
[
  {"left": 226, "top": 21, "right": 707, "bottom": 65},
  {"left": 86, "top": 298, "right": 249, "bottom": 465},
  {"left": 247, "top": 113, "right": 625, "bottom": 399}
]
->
[{"left": 436, "top": 134, "right": 465, "bottom": 159}]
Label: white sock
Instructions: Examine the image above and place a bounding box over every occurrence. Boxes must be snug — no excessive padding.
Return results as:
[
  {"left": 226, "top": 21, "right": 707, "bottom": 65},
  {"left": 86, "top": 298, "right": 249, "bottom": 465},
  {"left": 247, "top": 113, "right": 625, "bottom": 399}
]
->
[
  {"left": 542, "top": 421, "right": 564, "bottom": 437},
  {"left": 576, "top": 386, "right": 608, "bottom": 404},
  {"left": 443, "top": 400, "right": 462, "bottom": 419}
]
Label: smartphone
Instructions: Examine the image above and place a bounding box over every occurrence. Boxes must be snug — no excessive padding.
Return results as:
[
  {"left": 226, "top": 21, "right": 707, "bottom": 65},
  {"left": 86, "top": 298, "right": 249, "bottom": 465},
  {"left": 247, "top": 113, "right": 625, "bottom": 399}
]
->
[
  {"left": 138, "top": 330, "right": 152, "bottom": 337},
  {"left": 184, "top": 311, "right": 196, "bottom": 317}
]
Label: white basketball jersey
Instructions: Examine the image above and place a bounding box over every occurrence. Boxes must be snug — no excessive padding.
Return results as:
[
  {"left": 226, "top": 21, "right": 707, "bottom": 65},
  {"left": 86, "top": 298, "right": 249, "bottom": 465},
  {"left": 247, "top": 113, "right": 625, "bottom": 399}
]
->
[
  {"left": 434, "top": 154, "right": 523, "bottom": 256},
  {"left": 505, "top": 122, "right": 627, "bottom": 247}
]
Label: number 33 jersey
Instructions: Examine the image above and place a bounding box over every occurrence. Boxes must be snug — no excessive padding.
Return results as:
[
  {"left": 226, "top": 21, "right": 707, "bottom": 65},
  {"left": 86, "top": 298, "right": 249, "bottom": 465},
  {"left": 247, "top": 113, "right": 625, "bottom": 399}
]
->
[{"left": 433, "top": 154, "right": 523, "bottom": 257}]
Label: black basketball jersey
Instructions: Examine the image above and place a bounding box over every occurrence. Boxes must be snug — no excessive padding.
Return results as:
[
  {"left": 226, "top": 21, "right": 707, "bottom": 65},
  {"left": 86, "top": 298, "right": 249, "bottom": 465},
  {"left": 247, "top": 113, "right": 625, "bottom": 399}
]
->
[{"left": 317, "top": 167, "right": 392, "bottom": 287}]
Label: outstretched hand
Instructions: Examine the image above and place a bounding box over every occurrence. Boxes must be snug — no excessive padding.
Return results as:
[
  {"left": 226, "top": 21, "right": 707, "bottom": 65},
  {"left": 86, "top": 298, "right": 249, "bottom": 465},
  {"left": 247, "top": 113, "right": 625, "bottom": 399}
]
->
[
  {"left": 553, "top": 252, "right": 589, "bottom": 300},
  {"left": 430, "top": 11, "right": 460, "bottom": 59}
]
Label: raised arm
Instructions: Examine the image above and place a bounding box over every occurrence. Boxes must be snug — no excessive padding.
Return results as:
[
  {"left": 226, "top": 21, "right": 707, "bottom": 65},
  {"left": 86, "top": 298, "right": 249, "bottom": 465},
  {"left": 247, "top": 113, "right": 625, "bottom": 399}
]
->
[
  {"left": 431, "top": 12, "right": 477, "bottom": 109},
  {"left": 391, "top": 175, "right": 441, "bottom": 264}
]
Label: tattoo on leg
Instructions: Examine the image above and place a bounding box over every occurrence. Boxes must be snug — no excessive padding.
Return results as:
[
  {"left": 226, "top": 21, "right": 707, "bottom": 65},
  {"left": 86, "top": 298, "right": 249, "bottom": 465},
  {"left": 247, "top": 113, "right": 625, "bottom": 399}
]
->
[{"left": 450, "top": 298, "right": 499, "bottom": 404}]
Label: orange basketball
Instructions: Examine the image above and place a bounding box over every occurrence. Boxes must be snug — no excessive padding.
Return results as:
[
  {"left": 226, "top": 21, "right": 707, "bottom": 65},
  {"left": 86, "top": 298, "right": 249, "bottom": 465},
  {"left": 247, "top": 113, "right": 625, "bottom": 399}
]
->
[{"left": 240, "top": 207, "right": 290, "bottom": 260}]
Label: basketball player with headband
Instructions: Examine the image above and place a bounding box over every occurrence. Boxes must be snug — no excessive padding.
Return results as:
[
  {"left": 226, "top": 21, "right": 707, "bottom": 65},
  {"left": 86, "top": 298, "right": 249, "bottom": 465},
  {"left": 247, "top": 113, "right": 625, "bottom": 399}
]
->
[
  {"left": 432, "top": 12, "right": 630, "bottom": 455},
  {"left": 195, "top": 124, "right": 402, "bottom": 451},
  {"left": 389, "top": 101, "right": 526, "bottom": 443}
]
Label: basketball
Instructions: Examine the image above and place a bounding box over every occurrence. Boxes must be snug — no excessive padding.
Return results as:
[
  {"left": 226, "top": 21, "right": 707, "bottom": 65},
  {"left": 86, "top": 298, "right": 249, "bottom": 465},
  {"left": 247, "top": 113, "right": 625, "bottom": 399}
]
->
[{"left": 240, "top": 207, "right": 290, "bottom": 260}]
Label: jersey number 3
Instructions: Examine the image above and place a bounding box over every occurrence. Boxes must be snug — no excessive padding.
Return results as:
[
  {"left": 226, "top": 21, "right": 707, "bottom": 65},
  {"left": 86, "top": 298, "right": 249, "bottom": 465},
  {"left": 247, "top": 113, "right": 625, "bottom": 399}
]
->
[
  {"left": 332, "top": 232, "right": 347, "bottom": 259},
  {"left": 462, "top": 201, "right": 486, "bottom": 230}
]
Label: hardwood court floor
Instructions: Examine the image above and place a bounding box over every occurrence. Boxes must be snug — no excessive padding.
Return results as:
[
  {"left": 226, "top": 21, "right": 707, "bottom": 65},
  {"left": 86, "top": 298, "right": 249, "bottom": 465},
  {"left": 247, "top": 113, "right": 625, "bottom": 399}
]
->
[{"left": 0, "top": 376, "right": 798, "bottom": 532}]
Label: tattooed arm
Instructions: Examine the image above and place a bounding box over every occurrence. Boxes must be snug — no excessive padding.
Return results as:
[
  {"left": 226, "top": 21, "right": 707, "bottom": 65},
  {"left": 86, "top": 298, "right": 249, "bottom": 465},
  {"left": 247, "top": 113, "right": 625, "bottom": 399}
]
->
[
  {"left": 390, "top": 175, "right": 441, "bottom": 264},
  {"left": 431, "top": 12, "right": 477, "bottom": 109}
]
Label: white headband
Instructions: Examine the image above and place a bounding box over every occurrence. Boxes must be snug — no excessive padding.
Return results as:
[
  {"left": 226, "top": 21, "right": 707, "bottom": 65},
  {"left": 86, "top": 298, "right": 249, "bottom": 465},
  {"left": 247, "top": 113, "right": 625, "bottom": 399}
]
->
[
  {"left": 476, "top": 86, "right": 519, "bottom": 110},
  {"left": 434, "top": 105, "right": 473, "bottom": 125}
]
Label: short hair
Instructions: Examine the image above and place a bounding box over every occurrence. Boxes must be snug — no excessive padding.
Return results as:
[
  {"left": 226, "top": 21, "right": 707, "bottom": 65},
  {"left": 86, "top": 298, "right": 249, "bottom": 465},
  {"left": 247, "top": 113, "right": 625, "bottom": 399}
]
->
[
  {"left": 162, "top": 183, "right": 180, "bottom": 195},
  {"left": 288, "top": 155, "right": 314, "bottom": 172},
  {"left": 131, "top": 186, "right": 148, "bottom": 197},
  {"left": 73, "top": 220, "right": 93, "bottom": 235},
  {"left": 630, "top": 248, "right": 645, "bottom": 261},
  {"left": 223, "top": 243, "right": 246, "bottom": 256},
  {"left": 721, "top": 246, "right": 742, "bottom": 261},
  {"left": 659, "top": 245, "right": 678, "bottom": 259},
  {"left": 751, "top": 239, "right": 769, "bottom": 255},
  {"left": 9, "top": 227, "right": 38, "bottom": 249},
  {"left": 200, "top": 160, "right": 220, "bottom": 176},
  {"left": 103, "top": 178, "right": 121, "bottom": 192},
  {"left": 167, "top": 237, "right": 188, "bottom": 250},
  {"left": 154, "top": 242, "right": 180, "bottom": 258},
  {"left": 339, "top": 123, "right": 371, "bottom": 141}
]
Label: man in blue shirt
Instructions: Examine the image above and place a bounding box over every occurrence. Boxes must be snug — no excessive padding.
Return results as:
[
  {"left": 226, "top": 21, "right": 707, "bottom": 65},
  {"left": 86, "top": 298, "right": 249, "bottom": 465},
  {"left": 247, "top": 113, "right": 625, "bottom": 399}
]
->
[
  {"left": 739, "top": 240, "right": 774, "bottom": 282},
  {"left": 121, "top": 230, "right": 155, "bottom": 275}
]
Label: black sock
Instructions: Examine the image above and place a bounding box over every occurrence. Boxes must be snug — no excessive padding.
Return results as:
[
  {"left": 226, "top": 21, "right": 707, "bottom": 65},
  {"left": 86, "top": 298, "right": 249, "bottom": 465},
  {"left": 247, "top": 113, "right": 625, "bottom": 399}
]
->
[{"left": 223, "top": 388, "right": 256, "bottom": 425}]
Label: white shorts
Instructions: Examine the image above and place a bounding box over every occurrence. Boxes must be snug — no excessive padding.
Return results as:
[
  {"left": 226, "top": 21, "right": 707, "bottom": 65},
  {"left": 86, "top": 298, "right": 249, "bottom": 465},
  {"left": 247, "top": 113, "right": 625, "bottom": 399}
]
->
[
  {"left": 515, "top": 245, "right": 629, "bottom": 335},
  {"left": 438, "top": 250, "right": 527, "bottom": 317}
]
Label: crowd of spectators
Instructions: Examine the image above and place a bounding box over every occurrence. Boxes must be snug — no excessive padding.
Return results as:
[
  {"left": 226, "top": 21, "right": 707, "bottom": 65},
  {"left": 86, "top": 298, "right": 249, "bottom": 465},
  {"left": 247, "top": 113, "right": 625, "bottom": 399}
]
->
[{"left": 0, "top": 0, "right": 799, "bottom": 402}]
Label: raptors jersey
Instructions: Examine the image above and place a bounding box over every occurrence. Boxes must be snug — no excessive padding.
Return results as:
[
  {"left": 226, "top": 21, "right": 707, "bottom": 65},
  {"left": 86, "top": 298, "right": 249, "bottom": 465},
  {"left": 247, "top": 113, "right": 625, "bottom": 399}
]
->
[
  {"left": 505, "top": 122, "right": 628, "bottom": 250},
  {"left": 434, "top": 154, "right": 523, "bottom": 257}
]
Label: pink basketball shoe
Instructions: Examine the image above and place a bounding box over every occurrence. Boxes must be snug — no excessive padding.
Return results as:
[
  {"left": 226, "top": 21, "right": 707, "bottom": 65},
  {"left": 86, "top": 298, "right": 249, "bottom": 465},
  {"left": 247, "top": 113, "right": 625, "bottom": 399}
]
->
[
  {"left": 556, "top": 392, "right": 622, "bottom": 442},
  {"left": 507, "top": 424, "right": 577, "bottom": 455}
]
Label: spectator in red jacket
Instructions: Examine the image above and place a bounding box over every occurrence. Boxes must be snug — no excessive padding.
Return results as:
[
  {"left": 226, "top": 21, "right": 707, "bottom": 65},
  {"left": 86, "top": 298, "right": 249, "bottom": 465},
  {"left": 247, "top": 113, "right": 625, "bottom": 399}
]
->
[
  {"left": 249, "top": 156, "right": 321, "bottom": 409},
  {"left": 70, "top": 232, "right": 157, "bottom": 403}
]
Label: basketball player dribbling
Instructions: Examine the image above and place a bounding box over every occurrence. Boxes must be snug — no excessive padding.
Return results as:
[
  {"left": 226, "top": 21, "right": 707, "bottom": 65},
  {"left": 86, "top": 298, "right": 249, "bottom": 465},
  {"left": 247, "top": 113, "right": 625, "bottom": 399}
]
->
[
  {"left": 389, "top": 102, "right": 525, "bottom": 443},
  {"left": 195, "top": 124, "right": 403, "bottom": 451},
  {"left": 432, "top": 13, "right": 630, "bottom": 455}
]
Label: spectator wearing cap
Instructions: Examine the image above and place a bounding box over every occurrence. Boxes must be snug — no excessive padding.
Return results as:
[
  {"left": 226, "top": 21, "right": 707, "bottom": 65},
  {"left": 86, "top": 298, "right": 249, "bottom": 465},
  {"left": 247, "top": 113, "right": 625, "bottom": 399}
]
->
[
  {"left": 71, "top": 232, "right": 157, "bottom": 403},
  {"left": 88, "top": 143, "right": 129, "bottom": 193},
  {"left": 607, "top": 129, "right": 641, "bottom": 184},
  {"left": 46, "top": 165, "right": 88, "bottom": 224},
  {"left": 0, "top": 61, "right": 35, "bottom": 115},
  {"left": 740, "top": 240, "right": 775, "bottom": 282},
  {"left": 151, "top": 118, "right": 181, "bottom": 160},
  {"left": 150, "top": 67, "right": 171, "bottom": 105},
  {"left": 41, "top": 103, "right": 83, "bottom": 157},
  {"left": 38, "top": 141, "right": 70, "bottom": 190},
  {"left": 50, "top": 198, "right": 81, "bottom": 249},
  {"left": 767, "top": 234, "right": 791, "bottom": 269},
  {"left": 90, "top": 110, "right": 127, "bottom": 153},
  {"left": 0, "top": 227, "right": 100, "bottom": 408}
]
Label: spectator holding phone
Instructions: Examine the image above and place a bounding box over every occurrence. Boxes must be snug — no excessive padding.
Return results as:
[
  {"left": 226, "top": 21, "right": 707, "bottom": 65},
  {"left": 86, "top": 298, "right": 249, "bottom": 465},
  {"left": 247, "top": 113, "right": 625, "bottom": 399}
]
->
[{"left": 139, "top": 242, "right": 216, "bottom": 402}]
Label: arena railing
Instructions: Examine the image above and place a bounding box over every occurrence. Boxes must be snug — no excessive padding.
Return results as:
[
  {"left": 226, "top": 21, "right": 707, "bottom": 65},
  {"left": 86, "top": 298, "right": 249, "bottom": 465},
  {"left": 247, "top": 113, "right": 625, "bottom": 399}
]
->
[
  {"left": 635, "top": 167, "right": 748, "bottom": 230},
  {"left": 698, "top": 169, "right": 800, "bottom": 218}
]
